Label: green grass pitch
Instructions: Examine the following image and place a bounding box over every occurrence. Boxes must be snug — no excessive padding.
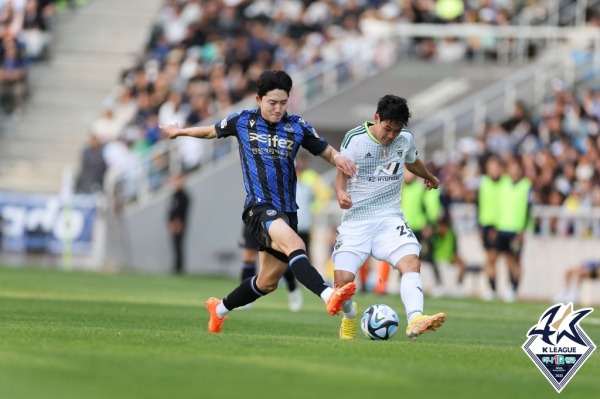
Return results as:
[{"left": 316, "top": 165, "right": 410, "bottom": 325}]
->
[{"left": 1, "top": 266, "right": 598, "bottom": 399}]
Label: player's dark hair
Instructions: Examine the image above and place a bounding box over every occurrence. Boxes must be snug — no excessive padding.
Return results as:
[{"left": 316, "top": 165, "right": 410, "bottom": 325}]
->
[
  {"left": 376, "top": 95, "right": 411, "bottom": 126},
  {"left": 256, "top": 70, "right": 293, "bottom": 98}
]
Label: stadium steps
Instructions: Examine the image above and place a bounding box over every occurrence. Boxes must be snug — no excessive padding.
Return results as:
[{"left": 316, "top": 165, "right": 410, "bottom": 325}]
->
[{"left": 0, "top": 0, "right": 163, "bottom": 194}]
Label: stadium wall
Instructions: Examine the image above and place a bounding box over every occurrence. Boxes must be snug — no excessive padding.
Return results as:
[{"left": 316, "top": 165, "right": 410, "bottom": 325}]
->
[{"left": 109, "top": 153, "right": 245, "bottom": 276}]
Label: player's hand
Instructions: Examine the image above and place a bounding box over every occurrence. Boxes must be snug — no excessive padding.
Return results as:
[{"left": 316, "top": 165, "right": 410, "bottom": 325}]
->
[
  {"left": 337, "top": 191, "right": 352, "bottom": 210},
  {"left": 334, "top": 154, "right": 356, "bottom": 177},
  {"left": 159, "top": 123, "right": 181, "bottom": 139},
  {"left": 424, "top": 176, "right": 439, "bottom": 190}
]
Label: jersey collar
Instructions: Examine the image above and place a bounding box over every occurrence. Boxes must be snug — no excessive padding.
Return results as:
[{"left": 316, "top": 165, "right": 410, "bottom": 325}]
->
[{"left": 364, "top": 121, "right": 382, "bottom": 144}]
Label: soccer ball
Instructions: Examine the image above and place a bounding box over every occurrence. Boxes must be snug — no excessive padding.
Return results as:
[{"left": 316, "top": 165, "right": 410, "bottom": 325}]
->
[{"left": 360, "top": 304, "right": 400, "bottom": 340}]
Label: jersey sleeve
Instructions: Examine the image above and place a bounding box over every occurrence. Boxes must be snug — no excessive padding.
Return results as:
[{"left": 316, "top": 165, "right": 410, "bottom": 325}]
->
[
  {"left": 404, "top": 130, "right": 419, "bottom": 164},
  {"left": 339, "top": 131, "right": 358, "bottom": 163},
  {"left": 214, "top": 112, "right": 241, "bottom": 138},
  {"left": 298, "top": 117, "right": 328, "bottom": 155}
]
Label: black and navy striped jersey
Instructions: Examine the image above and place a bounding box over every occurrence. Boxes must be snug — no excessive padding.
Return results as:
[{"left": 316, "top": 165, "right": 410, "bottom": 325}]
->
[{"left": 214, "top": 108, "right": 329, "bottom": 212}]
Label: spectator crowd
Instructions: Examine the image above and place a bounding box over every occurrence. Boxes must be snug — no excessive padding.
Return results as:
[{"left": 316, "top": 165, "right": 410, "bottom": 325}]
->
[
  {"left": 431, "top": 79, "right": 600, "bottom": 236},
  {"left": 75, "top": 0, "right": 553, "bottom": 197},
  {"left": 0, "top": 0, "right": 57, "bottom": 118},
  {"left": 40, "top": 0, "right": 597, "bottom": 228}
]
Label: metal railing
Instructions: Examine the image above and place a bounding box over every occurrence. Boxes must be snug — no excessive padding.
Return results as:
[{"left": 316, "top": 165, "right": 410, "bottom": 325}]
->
[{"left": 515, "top": 0, "right": 600, "bottom": 27}]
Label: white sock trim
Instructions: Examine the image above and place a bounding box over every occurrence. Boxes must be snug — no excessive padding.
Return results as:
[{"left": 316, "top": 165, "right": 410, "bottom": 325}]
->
[
  {"left": 342, "top": 299, "right": 356, "bottom": 319},
  {"left": 216, "top": 301, "right": 229, "bottom": 318},
  {"left": 321, "top": 287, "right": 334, "bottom": 303}
]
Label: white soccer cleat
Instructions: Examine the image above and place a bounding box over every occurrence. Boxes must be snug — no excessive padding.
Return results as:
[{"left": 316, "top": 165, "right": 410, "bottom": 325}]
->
[
  {"left": 504, "top": 288, "right": 516, "bottom": 303},
  {"left": 288, "top": 288, "right": 303, "bottom": 312},
  {"left": 483, "top": 290, "right": 497, "bottom": 301}
]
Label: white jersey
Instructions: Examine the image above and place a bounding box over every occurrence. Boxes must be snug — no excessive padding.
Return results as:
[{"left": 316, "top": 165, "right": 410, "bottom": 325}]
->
[{"left": 339, "top": 121, "right": 418, "bottom": 222}]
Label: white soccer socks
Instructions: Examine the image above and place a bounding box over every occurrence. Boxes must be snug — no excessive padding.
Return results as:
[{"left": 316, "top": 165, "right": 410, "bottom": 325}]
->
[{"left": 400, "top": 272, "right": 424, "bottom": 324}]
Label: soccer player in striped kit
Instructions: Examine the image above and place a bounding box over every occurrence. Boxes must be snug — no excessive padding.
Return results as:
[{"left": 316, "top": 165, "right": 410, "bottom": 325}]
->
[
  {"left": 332, "top": 95, "right": 446, "bottom": 339},
  {"left": 160, "top": 70, "right": 357, "bottom": 334}
]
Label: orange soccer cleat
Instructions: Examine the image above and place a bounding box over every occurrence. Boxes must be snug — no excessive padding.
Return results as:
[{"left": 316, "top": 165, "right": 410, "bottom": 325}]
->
[
  {"left": 205, "top": 297, "right": 228, "bottom": 334},
  {"left": 326, "top": 282, "right": 356, "bottom": 315}
]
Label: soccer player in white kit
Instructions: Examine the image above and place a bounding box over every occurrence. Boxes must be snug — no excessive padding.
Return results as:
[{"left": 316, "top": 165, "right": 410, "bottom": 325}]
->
[{"left": 333, "top": 95, "right": 446, "bottom": 339}]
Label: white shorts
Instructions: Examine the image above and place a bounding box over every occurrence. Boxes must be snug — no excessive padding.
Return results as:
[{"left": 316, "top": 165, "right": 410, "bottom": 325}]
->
[{"left": 332, "top": 217, "right": 421, "bottom": 275}]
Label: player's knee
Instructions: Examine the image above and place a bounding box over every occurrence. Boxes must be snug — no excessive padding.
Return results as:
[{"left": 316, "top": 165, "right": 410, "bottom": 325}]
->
[
  {"left": 255, "top": 273, "right": 281, "bottom": 293},
  {"left": 281, "top": 238, "right": 306, "bottom": 255},
  {"left": 290, "top": 235, "right": 306, "bottom": 251},
  {"left": 257, "top": 280, "right": 278, "bottom": 293},
  {"left": 396, "top": 255, "right": 420, "bottom": 273}
]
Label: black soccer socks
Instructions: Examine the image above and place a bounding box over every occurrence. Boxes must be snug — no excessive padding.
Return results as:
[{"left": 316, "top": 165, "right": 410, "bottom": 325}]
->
[{"left": 288, "top": 249, "right": 328, "bottom": 296}]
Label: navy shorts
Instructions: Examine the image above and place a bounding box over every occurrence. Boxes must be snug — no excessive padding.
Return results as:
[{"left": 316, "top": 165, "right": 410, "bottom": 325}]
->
[
  {"left": 496, "top": 232, "right": 522, "bottom": 256},
  {"left": 242, "top": 204, "right": 298, "bottom": 263},
  {"left": 480, "top": 226, "right": 498, "bottom": 250}
]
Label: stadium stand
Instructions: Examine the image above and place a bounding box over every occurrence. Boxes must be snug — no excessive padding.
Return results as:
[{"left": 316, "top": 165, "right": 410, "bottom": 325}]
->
[
  {"left": 85, "top": 0, "right": 600, "bottom": 203},
  {"left": 0, "top": 0, "right": 164, "bottom": 192}
]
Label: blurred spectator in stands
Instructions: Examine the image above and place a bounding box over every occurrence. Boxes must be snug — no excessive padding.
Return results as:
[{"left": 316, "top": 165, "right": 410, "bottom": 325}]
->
[
  {"left": 103, "top": 132, "right": 142, "bottom": 203},
  {"left": 129, "top": 67, "right": 152, "bottom": 97},
  {"left": 0, "top": 35, "right": 27, "bottom": 118},
  {"left": 436, "top": 37, "right": 467, "bottom": 63},
  {"left": 409, "top": 0, "right": 437, "bottom": 24},
  {"left": 185, "top": 89, "right": 212, "bottom": 126},
  {"left": 0, "top": 1, "right": 21, "bottom": 38},
  {"left": 435, "top": 0, "right": 464, "bottom": 23},
  {"left": 178, "top": 46, "right": 201, "bottom": 82},
  {"left": 132, "top": 90, "right": 157, "bottom": 126},
  {"left": 158, "top": 90, "right": 188, "bottom": 128},
  {"left": 90, "top": 105, "right": 122, "bottom": 143},
  {"left": 37, "top": 0, "right": 56, "bottom": 30},
  {"left": 555, "top": 258, "right": 600, "bottom": 304},
  {"left": 483, "top": 121, "right": 514, "bottom": 156},
  {"left": 581, "top": 89, "right": 600, "bottom": 120},
  {"left": 142, "top": 114, "right": 163, "bottom": 147},
  {"left": 148, "top": 149, "right": 168, "bottom": 191},
  {"left": 20, "top": 0, "right": 49, "bottom": 61},
  {"left": 177, "top": 135, "right": 204, "bottom": 172},
  {"left": 112, "top": 86, "right": 137, "bottom": 127},
  {"left": 501, "top": 101, "right": 535, "bottom": 144},
  {"left": 75, "top": 133, "right": 107, "bottom": 194}
]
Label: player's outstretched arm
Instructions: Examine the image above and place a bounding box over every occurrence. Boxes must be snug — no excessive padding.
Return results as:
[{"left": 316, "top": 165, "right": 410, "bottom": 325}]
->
[
  {"left": 159, "top": 123, "right": 217, "bottom": 140},
  {"left": 320, "top": 146, "right": 356, "bottom": 177},
  {"left": 406, "top": 158, "right": 439, "bottom": 190},
  {"left": 334, "top": 170, "right": 352, "bottom": 209}
]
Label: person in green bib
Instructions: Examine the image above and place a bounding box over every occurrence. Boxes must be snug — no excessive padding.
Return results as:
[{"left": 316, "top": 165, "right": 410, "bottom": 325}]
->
[
  {"left": 495, "top": 157, "right": 533, "bottom": 302},
  {"left": 477, "top": 155, "right": 503, "bottom": 300}
]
